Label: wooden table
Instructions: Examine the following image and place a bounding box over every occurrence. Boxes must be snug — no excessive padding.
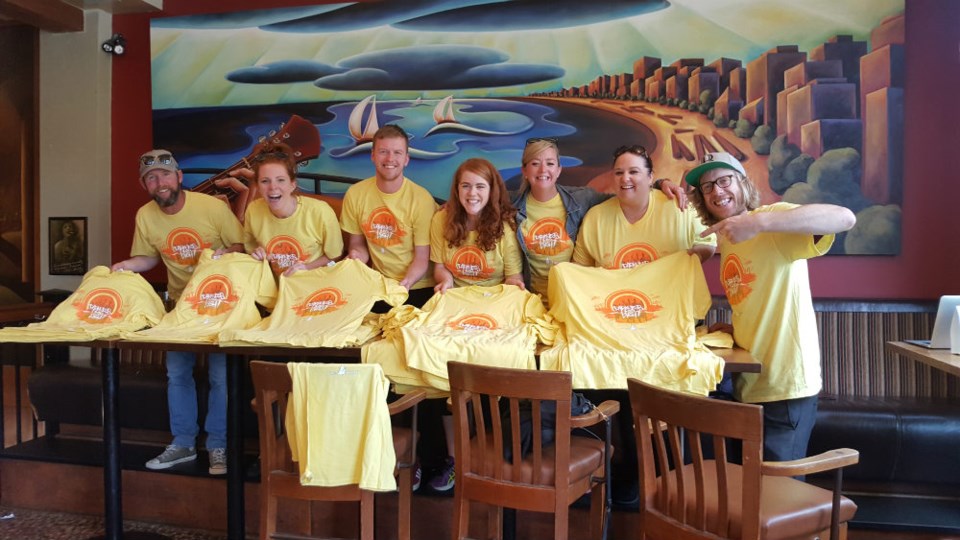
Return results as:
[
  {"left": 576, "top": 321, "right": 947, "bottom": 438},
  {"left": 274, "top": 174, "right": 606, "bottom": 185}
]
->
[
  {"left": 714, "top": 346, "right": 761, "bottom": 374},
  {"left": 886, "top": 341, "right": 960, "bottom": 378}
]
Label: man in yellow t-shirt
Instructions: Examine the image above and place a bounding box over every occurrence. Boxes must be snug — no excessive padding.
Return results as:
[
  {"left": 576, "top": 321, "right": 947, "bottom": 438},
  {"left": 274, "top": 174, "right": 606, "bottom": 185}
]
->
[
  {"left": 686, "top": 152, "right": 856, "bottom": 462},
  {"left": 112, "top": 149, "right": 244, "bottom": 475},
  {"left": 340, "top": 125, "right": 438, "bottom": 307}
]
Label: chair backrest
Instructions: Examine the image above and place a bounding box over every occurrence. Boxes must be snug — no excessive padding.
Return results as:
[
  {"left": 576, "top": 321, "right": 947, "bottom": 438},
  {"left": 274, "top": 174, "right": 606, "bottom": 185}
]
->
[
  {"left": 250, "top": 360, "right": 296, "bottom": 477},
  {"left": 448, "top": 361, "right": 573, "bottom": 490},
  {"left": 628, "top": 377, "right": 765, "bottom": 540}
]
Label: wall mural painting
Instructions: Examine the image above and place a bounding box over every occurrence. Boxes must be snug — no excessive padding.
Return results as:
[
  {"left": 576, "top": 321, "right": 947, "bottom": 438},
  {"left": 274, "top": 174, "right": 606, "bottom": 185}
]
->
[{"left": 151, "top": 0, "right": 905, "bottom": 255}]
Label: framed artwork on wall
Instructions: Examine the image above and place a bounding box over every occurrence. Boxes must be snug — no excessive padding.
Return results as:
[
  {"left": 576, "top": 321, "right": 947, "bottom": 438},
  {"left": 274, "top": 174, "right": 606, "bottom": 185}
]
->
[{"left": 49, "top": 217, "right": 87, "bottom": 276}]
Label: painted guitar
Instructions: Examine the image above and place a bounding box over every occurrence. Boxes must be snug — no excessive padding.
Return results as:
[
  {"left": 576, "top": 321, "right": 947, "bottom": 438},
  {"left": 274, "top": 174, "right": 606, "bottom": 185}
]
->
[{"left": 190, "top": 114, "right": 322, "bottom": 202}]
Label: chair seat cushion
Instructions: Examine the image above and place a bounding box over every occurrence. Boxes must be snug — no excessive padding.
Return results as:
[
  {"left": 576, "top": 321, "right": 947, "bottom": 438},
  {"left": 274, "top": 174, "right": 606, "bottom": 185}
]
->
[
  {"left": 661, "top": 461, "right": 857, "bottom": 539},
  {"left": 471, "top": 435, "right": 605, "bottom": 486}
]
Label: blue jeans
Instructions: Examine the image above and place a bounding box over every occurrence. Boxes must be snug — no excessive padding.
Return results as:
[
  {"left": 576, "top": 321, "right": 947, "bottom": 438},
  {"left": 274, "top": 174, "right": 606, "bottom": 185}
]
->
[{"left": 166, "top": 351, "right": 227, "bottom": 450}]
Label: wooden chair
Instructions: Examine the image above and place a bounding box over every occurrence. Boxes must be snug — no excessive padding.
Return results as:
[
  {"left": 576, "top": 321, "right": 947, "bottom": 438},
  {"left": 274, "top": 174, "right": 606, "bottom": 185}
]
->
[
  {"left": 627, "top": 378, "right": 860, "bottom": 540},
  {"left": 447, "top": 361, "right": 620, "bottom": 540},
  {"left": 250, "top": 360, "right": 425, "bottom": 540}
]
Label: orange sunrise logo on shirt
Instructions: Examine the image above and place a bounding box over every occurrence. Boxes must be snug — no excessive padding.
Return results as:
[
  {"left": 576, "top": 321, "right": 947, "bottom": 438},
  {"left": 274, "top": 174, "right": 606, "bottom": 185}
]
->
[
  {"left": 610, "top": 243, "right": 660, "bottom": 270},
  {"left": 292, "top": 288, "right": 348, "bottom": 317},
  {"left": 161, "top": 227, "right": 210, "bottom": 266},
  {"left": 446, "top": 246, "right": 495, "bottom": 281},
  {"left": 524, "top": 217, "right": 570, "bottom": 256},
  {"left": 362, "top": 206, "right": 406, "bottom": 248},
  {"left": 73, "top": 288, "right": 124, "bottom": 324},
  {"left": 265, "top": 235, "right": 306, "bottom": 274},
  {"left": 184, "top": 274, "right": 239, "bottom": 316},
  {"left": 721, "top": 254, "right": 756, "bottom": 306},
  {"left": 446, "top": 314, "right": 499, "bottom": 331},
  {"left": 596, "top": 290, "right": 662, "bottom": 324}
]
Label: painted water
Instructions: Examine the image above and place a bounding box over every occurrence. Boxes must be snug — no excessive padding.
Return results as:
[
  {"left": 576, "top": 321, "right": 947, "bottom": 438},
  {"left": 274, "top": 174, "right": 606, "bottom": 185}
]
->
[{"left": 154, "top": 97, "right": 654, "bottom": 201}]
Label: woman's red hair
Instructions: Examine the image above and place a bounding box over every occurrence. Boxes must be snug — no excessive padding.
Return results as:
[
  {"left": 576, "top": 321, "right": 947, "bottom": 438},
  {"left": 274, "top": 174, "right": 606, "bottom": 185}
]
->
[{"left": 444, "top": 158, "right": 518, "bottom": 252}]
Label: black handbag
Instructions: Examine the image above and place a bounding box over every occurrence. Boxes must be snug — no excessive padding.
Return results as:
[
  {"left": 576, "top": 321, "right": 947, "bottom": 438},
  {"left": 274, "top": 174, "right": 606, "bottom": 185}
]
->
[{"left": 500, "top": 392, "right": 594, "bottom": 460}]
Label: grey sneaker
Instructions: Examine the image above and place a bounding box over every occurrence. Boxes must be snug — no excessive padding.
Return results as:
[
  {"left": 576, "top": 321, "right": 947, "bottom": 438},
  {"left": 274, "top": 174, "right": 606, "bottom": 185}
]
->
[
  {"left": 145, "top": 445, "right": 197, "bottom": 470},
  {"left": 208, "top": 447, "right": 227, "bottom": 475}
]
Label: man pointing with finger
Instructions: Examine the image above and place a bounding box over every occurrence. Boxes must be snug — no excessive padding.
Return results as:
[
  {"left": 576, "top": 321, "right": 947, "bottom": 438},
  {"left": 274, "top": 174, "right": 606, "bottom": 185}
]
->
[{"left": 686, "top": 152, "right": 856, "bottom": 462}]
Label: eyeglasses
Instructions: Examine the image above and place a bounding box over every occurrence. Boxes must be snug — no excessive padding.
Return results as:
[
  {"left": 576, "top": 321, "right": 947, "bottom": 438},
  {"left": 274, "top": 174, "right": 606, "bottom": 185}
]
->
[
  {"left": 525, "top": 137, "right": 558, "bottom": 146},
  {"left": 613, "top": 145, "right": 648, "bottom": 159},
  {"left": 699, "top": 174, "right": 735, "bottom": 194},
  {"left": 140, "top": 153, "right": 173, "bottom": 167}
]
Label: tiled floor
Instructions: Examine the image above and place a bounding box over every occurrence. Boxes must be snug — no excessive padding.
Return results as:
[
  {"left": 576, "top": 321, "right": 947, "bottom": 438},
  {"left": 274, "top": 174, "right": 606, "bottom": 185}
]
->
[{"left": 0, "top": 506, "right": 224, "bottom": 540}]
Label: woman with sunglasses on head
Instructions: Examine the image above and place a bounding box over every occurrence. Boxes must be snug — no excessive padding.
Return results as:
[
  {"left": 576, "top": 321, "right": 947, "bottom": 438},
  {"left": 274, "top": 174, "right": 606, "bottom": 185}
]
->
[
  {"left": 572, "top": 145, "right": 715, "bottom": 269},
  {"left": 510, "top": 138, "right": 687, "bottom": 299},
  {"left": 243, "top": 142, "right": 343, "bottom": 278},
  {"left": 569, "top": 145, "right": 714, "bottom": 507},
  {"left": 431, "top": 158, "right": 524, "bottom": 294}
]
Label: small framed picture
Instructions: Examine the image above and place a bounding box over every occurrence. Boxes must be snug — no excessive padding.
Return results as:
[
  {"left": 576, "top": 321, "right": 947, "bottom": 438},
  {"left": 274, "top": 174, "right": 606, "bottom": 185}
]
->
[{"left": 49, "top": 217, "right": 88, "bottom": 275}]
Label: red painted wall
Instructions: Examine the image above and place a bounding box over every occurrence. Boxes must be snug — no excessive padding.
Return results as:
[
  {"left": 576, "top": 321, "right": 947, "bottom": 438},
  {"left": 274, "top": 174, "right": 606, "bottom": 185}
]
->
[{"left": 111, "top": 0, "right": 960, "bottom": 299}]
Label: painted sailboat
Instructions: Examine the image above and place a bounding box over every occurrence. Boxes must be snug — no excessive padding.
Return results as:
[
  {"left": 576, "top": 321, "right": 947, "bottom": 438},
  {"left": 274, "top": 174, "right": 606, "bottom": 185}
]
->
[
  {"left": 348, "top": 95, "right": 379, "bottom": 144},
  {"left": 433, "top": 95, "right": 457, "bottom": 124},
  {"left": 424, "top": 96, "right": 514, "bottom": 138}
]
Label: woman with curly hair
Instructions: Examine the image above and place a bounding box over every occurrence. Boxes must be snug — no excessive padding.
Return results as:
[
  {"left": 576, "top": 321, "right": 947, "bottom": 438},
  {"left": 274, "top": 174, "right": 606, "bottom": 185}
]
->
[
  {"left": 430, "top": 158, "right": 525, "bottom": 294},
  {"left": 424, "top": 158, "right": 525, "bottom": 492}
]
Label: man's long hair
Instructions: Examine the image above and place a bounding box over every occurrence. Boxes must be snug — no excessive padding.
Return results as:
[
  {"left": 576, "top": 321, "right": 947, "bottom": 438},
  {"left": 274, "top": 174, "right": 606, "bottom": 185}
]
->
[{"left": 688, "top": 172, "right": 761, "bottom": 226}]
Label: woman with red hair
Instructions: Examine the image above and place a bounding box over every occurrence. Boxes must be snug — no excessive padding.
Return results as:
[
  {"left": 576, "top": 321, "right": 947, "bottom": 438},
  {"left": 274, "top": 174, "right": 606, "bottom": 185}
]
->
[{"left": 430, "top": 158, "right": 524, "bottom": 294}]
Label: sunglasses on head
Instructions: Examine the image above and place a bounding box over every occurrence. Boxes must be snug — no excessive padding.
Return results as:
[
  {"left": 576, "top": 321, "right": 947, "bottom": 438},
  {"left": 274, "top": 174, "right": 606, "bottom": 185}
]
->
[
  {"left": 613, "top": 145, "right": 648, "bottom": 159},
  {"left": 254, "top": 151, "right": 289, "bottom": 162},
  {"left": 140, "top": 153, "right": 174, "bottom": 167},
  {"left": 525, "top": 137, "right": 559, "bottom": 146}
]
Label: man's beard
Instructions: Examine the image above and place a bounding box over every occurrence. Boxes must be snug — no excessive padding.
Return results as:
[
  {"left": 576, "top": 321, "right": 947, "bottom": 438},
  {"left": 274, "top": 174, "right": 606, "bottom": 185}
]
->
[{"left": 153, "top": 185, "right": 182, "bottom": 208}]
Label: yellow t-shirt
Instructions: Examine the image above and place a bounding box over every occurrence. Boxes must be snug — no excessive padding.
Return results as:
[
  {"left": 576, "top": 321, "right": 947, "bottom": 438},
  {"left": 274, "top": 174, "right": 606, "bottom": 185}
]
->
[
  {"left": 364, "top": 285, "right": 556, "bottom": 392},
  {"left": 0, "top": 266, "right": 166, "bottom": 342},
  {"left": 519, "top": 193, "right": 573, "bottom": 296},
  {"left": 124, "top": 250, "right": 277, "bottom": 344},
  {"left": 130, "top": 191, "right": 244, "bottom": 301},
  {"left": 572, "top": 191, "right": 714, "bottom": 269},
  {"left": 719, "top": 203, "right": 834, "bottom": 403},
  {"left": 429, "top": 209, "right": 522, "bottom": 288},
  {"left": 543, "top": 252, "right": 724, "bottom": 395},
  {"left": 243, "top": 196, "right": 343, "bottom": 277},
  {"left": 340, "top": 177, "right": 437, "bottom": 290},
  {"left": 286, "top": 362, "right": 396, "bottom": 491},
  {"left": 220, "top": 259, "right": 407, "bottom": 348}
]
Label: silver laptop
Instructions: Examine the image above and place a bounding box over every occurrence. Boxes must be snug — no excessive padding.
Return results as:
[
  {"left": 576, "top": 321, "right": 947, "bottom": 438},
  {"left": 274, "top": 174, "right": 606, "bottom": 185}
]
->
[{"left": 904, "top": 295, "right": 960, "bottom": 349}]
